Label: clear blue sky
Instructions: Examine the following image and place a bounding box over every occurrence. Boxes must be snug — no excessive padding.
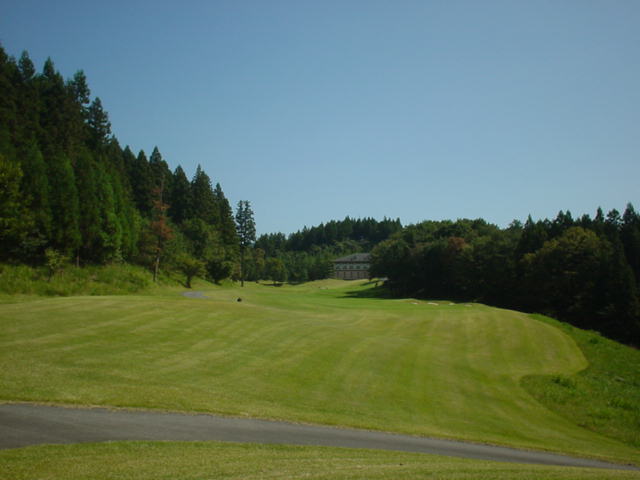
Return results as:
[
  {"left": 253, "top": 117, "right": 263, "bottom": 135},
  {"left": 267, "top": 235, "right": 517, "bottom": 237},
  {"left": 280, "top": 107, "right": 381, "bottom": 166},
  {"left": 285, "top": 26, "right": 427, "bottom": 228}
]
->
[{"left": 2, "top": 0, "right": 639, "bottom": 235}]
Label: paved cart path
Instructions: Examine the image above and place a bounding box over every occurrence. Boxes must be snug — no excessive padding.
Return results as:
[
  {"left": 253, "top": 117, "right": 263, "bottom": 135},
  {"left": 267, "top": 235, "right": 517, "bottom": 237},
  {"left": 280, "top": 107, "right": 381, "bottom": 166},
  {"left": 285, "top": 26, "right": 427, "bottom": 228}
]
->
[{"left": 0, "top": 403, "right": 637, "bottom": 471}]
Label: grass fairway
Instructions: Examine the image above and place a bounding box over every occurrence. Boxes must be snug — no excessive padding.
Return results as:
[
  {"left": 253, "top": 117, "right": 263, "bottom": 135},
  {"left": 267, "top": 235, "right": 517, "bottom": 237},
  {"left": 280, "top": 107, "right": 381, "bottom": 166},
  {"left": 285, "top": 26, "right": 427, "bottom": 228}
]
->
[
  {"left": 0, "top": 280, "right": 638, "bottom": 465},
  {"left": 1, "top": 441, "right": 639, "bottom": 480}
]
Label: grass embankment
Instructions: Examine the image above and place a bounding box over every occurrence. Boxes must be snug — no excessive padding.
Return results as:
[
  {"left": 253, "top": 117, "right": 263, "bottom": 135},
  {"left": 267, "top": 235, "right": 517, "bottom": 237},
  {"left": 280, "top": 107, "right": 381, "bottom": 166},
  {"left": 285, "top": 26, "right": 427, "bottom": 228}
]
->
[
  {"left": 1, "top": 279, "right": 638, "bottom": 467},
  {"left": 522, "top": 314, "right": 640, "bottom": 449},
  {"left": 1, "top": 442, "right": 638, "bottom": 480},
  {"left": 0, "top": 263, "right": 187, "bottom": 299}
]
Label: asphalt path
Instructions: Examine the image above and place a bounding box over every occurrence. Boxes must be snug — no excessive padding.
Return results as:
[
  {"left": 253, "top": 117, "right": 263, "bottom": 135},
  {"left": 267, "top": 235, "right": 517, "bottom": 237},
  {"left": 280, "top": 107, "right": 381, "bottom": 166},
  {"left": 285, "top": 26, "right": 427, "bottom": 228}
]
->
[
  {"left": 1, "top": 403, "right": 638, "bottom": 470},
  {"left": 181, "top": 290, "right": 207, "bottom": 299}
]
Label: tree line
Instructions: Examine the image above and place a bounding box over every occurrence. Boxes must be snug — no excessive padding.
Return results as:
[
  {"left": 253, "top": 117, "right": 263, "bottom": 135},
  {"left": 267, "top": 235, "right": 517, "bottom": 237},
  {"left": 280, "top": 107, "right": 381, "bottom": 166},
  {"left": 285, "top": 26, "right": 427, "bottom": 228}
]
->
[
  {"left": 370, "top": 208, "right": 640, "bottom": 344},
  {"left": 0, "top": 46, "right": 246, "bottom": 283},
  {"left": 249, "top": 217, "right": 403, "bottom": 283},
  {"left": 0, "top": 46, "right": 400, "bottom": 287}
]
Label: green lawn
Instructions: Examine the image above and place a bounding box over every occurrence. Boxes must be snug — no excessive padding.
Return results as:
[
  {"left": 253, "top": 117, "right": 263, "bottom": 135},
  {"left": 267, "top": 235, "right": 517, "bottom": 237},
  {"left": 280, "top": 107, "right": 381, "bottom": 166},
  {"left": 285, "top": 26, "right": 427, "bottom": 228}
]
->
[
  {"left": 1, "top": 441, "right": 638, "bottom": 480},
  {"left": 0, "top": 279, "right": 638, "bottom": 467}
]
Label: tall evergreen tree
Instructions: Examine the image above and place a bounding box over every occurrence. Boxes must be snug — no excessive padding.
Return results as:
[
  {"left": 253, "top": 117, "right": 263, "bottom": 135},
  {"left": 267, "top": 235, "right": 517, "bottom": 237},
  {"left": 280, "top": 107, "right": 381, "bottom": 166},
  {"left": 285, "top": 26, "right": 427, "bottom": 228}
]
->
[
  {"left": 14, "top": 52, "right": 40, "bottom": 149},
  {"left": 214, "top": 182, "right": 237, "bottom": 246},
  {"left": 111, "top": 170, "right": 139, "bottom": 261},
  {"left": 37, "top": 57, "right": 68, "bottom": 156},
  {"left": 621, "top": 203, "right": 640, "bottom": 285},
  {"left": 68, "top": 70, "right": 90, "bottom": 107},
  {"left": 18, "top": 141, "right": 51, "bottom": 252},
  {"left": 235, "top": 200, "right": 256, "bottom": 287},
  {"left": 130, "top": 150, "right": 154, "bottom": 216},
  {"left": 149, "top": 146, "right": 172, "bottom": 191},
  {"left": 74, "top": 148, "right": 101, "bottom": 263},
  {"left": 0, "top": 47, "right": 18, "bottom": 152},
  {"left": 95, "top": 165, "right": 123, "bottom": 262},
  {"left": 190, "top": 165, "right": 218, "bottom": 225},
  {"left": 47, "top": 152, "right": 80, "bottom": 256},
  {"left": 17, "top": 51, "right": 35, "bottom": 81},
  {"left": 86, "top": 97, "right": 111, "bottom": 150},
  {"left": 0, "top": 154, "right": 31, "bottom": 260},
  {"left": 169, "top": 165, "right": 191, "bottom": 225}
]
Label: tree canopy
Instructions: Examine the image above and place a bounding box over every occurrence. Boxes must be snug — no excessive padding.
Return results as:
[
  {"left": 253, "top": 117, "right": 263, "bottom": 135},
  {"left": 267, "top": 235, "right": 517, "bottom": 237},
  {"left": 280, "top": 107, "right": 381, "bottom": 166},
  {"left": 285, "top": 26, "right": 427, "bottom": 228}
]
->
[{"left": 0, "top": 45, "right": 237, "bottom": 281}]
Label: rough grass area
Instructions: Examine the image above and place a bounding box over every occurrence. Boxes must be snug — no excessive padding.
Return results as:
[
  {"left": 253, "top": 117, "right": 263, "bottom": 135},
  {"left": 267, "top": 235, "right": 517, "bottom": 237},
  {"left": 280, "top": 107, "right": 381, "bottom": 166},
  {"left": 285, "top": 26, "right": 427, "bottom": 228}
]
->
[
  {"left": 1, "top": 441, "right": 638, "bottom": 480},
  {"left": 0, "top": 263, "right": 184, "bottom": 298},
  {"left": 522, "top": 314, "right": 640, "bottom": 449},
  {"left": 0, "top": 280, "right": 638, "bottom": 465}
]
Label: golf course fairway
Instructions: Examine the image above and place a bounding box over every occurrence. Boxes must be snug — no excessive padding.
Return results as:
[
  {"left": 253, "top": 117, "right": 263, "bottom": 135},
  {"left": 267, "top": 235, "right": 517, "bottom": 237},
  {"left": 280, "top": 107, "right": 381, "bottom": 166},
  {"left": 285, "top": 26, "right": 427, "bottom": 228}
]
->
[{"left": 0, "top": 279, "right": 638, "bottom": 467}]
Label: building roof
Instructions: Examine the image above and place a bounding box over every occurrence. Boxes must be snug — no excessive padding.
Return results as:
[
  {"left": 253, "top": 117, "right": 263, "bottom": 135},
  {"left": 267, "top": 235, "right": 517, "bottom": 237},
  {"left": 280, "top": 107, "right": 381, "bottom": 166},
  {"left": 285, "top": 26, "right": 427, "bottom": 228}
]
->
[{"left": 333, "top": 253, "right": 371, "bottom": 263}]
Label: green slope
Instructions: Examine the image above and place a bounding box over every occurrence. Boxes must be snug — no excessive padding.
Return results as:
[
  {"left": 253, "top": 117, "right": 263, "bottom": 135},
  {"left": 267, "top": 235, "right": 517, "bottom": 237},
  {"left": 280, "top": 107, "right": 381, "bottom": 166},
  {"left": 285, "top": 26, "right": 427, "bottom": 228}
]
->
[{"left": 0, "top": 280, "right": 638, "bottom": 464}]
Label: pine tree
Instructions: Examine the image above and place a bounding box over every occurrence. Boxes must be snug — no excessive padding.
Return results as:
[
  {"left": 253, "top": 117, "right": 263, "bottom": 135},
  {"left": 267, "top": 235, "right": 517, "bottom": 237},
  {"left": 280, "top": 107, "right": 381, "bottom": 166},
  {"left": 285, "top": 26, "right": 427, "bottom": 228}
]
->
[
  {"left": 149, "top": 146, "right": 172, "bottom": 192},
  {"left": 111, "top": 170, "right": 139, "bottom": 260},
  {"left": 0, "top": 48, "right": 18, "bottom": 155},
  {"left": 190, "top": 165, "right": 218, "bottom": 225},
  {"left": 18, "top": 141, "right": 51, "bottom": 252},
  {"left": 68, "top": 70, "right": 90, "bottom": 107},
  {"left": 87, "top": 97, "right": 111, "bottom": 150},
  {"left": 74, "top": 148, "right": 101, "bottom": 263},
  {"left": 47, "top": 152, "right": 81, "bottom": 256},
  {"left": 168, "top": 165, "right": 191, "bottom": 225},
  {"left": 621, "top": 203, "right": 640, "bottom": 285},
  {"left": 0, "top": 153, "right": 32, "bottom": 260},
  {"left": 235, "top": 200, "right": 256, "bottom": 287},
  {"left": 17, "top": 51, "right": 35, "bottom": 81},
  {"left": 130, "top": 150, "right": 154, "bottom": 215},
  {"left": 214, "top": 182, "right": 237, "bottom": 246},
  {"left": 15, "top": 52, "right": 40, "bottom": 150},
  {"left": 37, "top": 58, "right": 68, "bottom": 156},
  {"left": 64, "top": 71, "right": 91, "bottom": 154}
]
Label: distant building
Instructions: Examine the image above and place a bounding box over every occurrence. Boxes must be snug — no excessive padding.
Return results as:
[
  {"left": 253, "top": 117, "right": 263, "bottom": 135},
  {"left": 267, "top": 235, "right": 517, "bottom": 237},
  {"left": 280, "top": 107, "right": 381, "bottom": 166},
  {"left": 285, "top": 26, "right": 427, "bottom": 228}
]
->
[{"left": 332, "top": 253, "right": 371, "bottom": 280}]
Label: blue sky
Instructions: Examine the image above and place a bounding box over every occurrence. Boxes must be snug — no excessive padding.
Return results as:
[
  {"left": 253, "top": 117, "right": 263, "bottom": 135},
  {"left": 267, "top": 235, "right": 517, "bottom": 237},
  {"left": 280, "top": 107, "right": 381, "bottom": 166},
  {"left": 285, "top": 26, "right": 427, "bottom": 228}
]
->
[{"left": 2, "top": 0, "right": 639, "bottom": 235}]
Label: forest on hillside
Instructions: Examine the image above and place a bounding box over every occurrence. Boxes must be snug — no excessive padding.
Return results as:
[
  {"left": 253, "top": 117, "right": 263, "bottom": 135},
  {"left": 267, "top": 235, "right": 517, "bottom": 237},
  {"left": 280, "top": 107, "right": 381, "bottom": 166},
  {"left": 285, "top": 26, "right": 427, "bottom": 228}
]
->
[
  {"left": 0, "top": 46, "right": 241, "bottom": 283},
  {"left": 0, "top": 47, "right": 398, "bottom": 284},
  {"left": 370, "top": 210, "right": 640, "bottom": 344}
]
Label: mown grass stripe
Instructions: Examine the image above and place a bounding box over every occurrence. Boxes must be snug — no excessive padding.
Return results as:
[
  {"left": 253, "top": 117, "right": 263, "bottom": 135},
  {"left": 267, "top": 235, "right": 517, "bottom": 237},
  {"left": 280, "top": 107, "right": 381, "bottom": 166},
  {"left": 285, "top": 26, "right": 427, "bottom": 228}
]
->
[{"left": 0, "top": 280, "right": 637, "bottom": 465}]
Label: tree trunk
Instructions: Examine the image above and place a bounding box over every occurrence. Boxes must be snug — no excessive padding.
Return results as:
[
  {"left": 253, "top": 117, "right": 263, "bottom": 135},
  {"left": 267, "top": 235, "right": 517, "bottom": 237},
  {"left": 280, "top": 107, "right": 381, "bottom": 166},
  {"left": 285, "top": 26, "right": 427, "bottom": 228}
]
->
[
  {"left": 153, "top": 254, "right": 160, "bottom": 283},
  {"left": 240, "top": 247, "right": 245, "bottom": 287}
]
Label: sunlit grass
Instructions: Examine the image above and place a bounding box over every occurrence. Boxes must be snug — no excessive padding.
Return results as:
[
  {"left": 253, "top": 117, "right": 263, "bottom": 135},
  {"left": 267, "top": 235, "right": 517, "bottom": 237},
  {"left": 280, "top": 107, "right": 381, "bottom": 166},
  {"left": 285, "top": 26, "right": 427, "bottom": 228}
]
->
[{"left": 0, "top": 280, "right": 638, "bottom": 465}]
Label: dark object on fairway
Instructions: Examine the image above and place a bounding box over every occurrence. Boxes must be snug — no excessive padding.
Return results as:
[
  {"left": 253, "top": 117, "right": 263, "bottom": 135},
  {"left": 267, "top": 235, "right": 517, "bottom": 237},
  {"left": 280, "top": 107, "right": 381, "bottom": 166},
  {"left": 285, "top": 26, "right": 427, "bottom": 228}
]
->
[{"left": 237, "top": 298, "right": 242, "bottom": 302}]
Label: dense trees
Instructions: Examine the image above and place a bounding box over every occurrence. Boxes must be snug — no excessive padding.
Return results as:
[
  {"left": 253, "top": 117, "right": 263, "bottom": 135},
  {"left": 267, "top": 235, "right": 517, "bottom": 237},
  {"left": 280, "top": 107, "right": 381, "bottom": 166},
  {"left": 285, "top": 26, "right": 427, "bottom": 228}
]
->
[
  {"left": 251, "top": 217, "right": 403, "bottom": 283},
  {"left": 370, "top": 208, "right": 640, "bottom": 344},
  {"left": 0, "top": 45, "right": 238, "bottom": 282}
]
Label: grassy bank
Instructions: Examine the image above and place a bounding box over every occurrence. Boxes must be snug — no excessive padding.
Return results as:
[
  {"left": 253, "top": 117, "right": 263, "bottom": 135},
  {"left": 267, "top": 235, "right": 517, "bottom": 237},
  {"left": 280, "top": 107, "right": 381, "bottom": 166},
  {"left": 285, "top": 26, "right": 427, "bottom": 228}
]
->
[
  {"left": 0, "top": 263, "right": 185, "bottom": 299},
  {"left": 522, "top": 314, "right": 640, "bottom": 449},
  {"left": 1, "top": 441, "right": 638, "bottom": 480},
  {"left": 1, "top": 280, "right": 638, "bottom": 465}
]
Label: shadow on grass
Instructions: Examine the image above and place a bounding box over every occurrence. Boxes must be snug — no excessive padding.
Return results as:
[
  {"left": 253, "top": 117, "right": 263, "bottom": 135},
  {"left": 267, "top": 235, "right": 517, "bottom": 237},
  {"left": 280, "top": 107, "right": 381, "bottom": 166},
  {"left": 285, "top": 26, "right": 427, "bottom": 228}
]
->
[
  {"left": 341, "top": 282, "right": 475, "bottom": 304},
  {"left": 341, "top": 282, "right": 394, "bottom": 300}
]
